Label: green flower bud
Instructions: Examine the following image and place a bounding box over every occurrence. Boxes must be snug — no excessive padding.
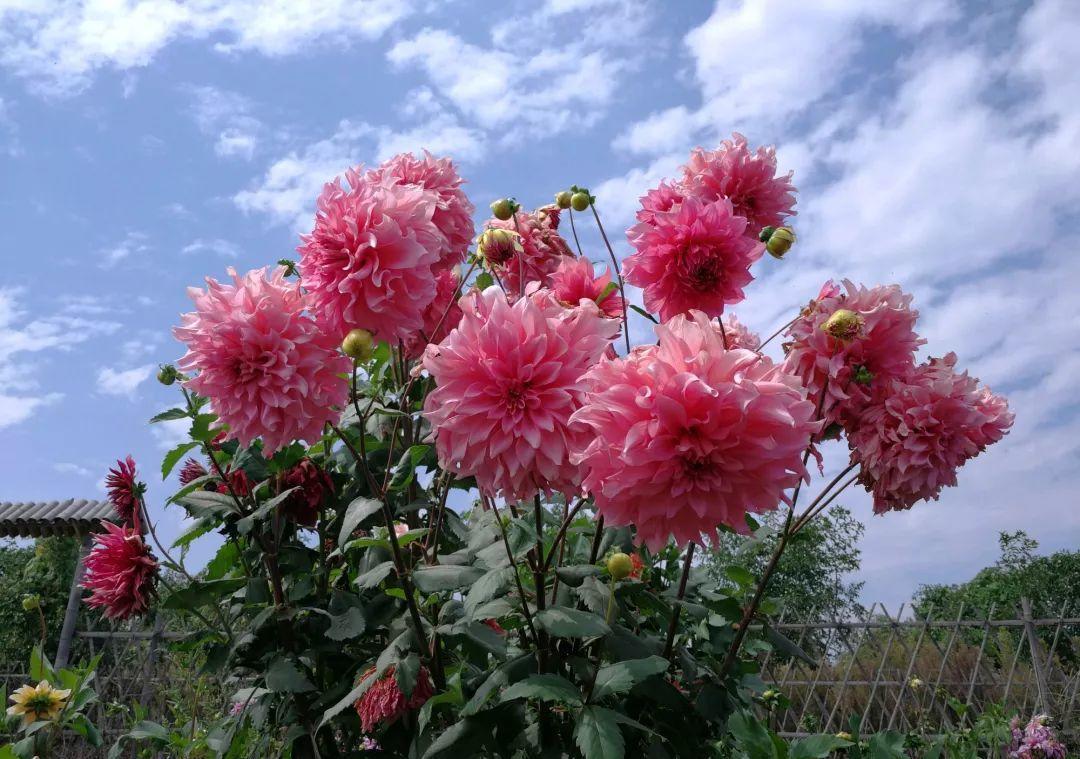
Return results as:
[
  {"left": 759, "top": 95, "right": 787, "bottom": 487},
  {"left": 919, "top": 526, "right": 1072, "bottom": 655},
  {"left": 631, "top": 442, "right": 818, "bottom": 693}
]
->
[
  {"left": 554, "top": 190, "right": 573, "bottom": 209},
  {"left": 606, "top": 552, "right": 633, "bottom": 580},
  {"left": 490, "top": 198, "right": 515, "bottom": 221},
  {"left": 570, "top": 192, "right": 592, "bottom": 212},
  {"left": 341, "top": 329, "right": 375, "bottom": 362},
  {"left": 765, "top": 227, "right": 796, "bottom": 259},
  {"left": 758, "top": 225, "right": 777, "bottom": 243},
  {"left": 21, "top": 595, "right": 40, "bottom": 612},
  {"left": 157, "top": 364, "right": 179, "bottom": 386},
  {"left": 822, "top": 309, "right": 863, "bottom": 340},
  {"left": 852, "top": 365, "right": 874, "bottom": 385}
]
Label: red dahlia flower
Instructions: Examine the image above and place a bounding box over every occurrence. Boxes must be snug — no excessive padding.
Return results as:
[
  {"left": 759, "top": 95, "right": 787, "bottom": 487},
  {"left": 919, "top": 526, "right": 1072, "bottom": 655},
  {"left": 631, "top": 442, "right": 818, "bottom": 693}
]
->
[{"left": 82, "top": 521, "right": 158, "bottom": 620}]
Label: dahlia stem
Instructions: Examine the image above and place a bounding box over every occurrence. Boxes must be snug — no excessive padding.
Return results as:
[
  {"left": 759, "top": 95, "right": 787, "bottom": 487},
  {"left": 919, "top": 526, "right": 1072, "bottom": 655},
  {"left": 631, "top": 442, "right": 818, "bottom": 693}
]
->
[
  {"left": 791, "top": 470, "right": 859, "bottom": 535},
  {"left": 424, "top": 471, "right": 454, "bottom": 564},
  {"left": 717, "top": 317, "right": 730, "bottom": 350},
  {"left": 588, "top": 515, "right": 606, "bottom": 565},
  {"left": 488, "top": 499, "right": 540, "bottom": 649},
  {"left": 568, "top": 208, "right": 584, "bottom": 257},
  {"left": 512, "top": 213, "right": 527, "bottom": 299},
  {"left": 758, "top": 314, "right": 799, "bottom": 351},
  {"left": 541, "top": 498, "right": 585, "bottom": 573},
  {"left": 589, "top": 204, "right": 631, "bottom": 354},
  {"left": 662, "top": 542, "right": 695, "bottom": 661}
]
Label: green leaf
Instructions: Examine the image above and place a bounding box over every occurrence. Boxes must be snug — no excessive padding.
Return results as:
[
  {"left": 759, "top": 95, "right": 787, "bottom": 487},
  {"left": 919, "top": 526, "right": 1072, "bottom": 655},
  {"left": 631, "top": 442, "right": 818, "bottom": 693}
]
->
[
  {"left": 338, "top": 496, "right": 383, "bottom": 545},
  {"left": 422, "top": 717, "right": 483, "bottom": 759},
  {"left": 463, "top": 567, "right": 512, "bottom": 615},
  {"left": 69, "top": 713, "right": 103, "bottom": 747},
  {"left": 724, "top": 565, "right": 755, "bottom": 588},
  {"left": 189, "top": 413, "right": 220, "bottom": 442},
  {"left": 29, "top": 644, "right": 56, "bottom": 682},
  {"left": 629, "top": 304, "right": 658, "bottom": 324},
  {"left": 149, "top": 407, "right": 188, "bottom": 423},
  {"left": 325, "top": 607, "right": 366, "bottom": 641},
  {"left": 161, "top": 578, "right": 246, "bottom": 610},
  {"left": 867, "top": 731, "right": 906, "bottom": 759},
  {"left": 591, "top": 656, "right": 667, "bottom": 700},
  {"left": 395, "top": 653, "right": 421, "bottom": 699},
  {"left": 727, "top": 711, "right": 780, "bottom": 759},
  {"left": 127, "top": 720, "right": 171, "bottom": 741},
  {"left": 161, "top": 441, "right": 199, "bottom": 480},
  {"left": 574, "top": 705, "right": 624, "bottom": 759},
  {"left": 535, "top": 607, "right": 610, "bottom": 638},
  {"left": 265, "top": 658, "right": 315, "bottom": 693},
  {"left": 412, "top": 565, "right": 485, "bottom": 594},
  {"left": 474, "top": 271, "right": 494, "bottom": 290},
  {"left": 790, "top": 735, "right": 854, "bottom": 759},
  {"left": 205, "top": 541, "right": 239, "bottom": 581},
  {"left": 555, "top": 564, "right": 603, "bottom": 587},
  {"left": 766, "top": 627, "right": 815, "bottom": 665},
  {"left": 460, "top": 653, "right": 534, "bottom": 716},
  {"left": 356, "top": 561, "right": 395, "bottom": 590},
  {"left": 177, "top": 489, "right": 240, "bottom": 517},
  {"left": 501, "top": 674, "right": 582, "bottom": 705}
]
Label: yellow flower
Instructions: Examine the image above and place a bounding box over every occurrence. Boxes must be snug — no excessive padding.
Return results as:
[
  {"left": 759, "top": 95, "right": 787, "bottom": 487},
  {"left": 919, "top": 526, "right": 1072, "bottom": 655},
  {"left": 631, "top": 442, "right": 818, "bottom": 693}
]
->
[{"left": 7, "top": 680, "right": 71, "bottom": 727}]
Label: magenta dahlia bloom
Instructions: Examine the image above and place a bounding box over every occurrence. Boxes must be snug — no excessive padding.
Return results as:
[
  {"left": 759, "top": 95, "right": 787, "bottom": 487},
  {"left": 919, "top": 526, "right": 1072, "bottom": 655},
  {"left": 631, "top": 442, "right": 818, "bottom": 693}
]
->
[
  {"left": 850, "top": 353, "right": 1013, "bottom": 514},
  {"left": 353, "top": 666, "right": 433, "bottom": 733},
  {"left": 681, "top": 133, "right": 797, "bottom": 236},
  {"left": 719, "top": 313, "right": 761, "bottom": 351},
  {"left": 485, "top": 206, "right": 575, "bottom": 293},
  {"left": 636, "top": 181, "right": 685, "bottom": 226},
  {"left": 422, "top": 286, "right": 618, "bottom": 502},
  {"left": 177, "top": 458, "right": 207, "bottom": 486},
  {"left": 366, "top": 151, "right": 474, "bottom": 271},
  {"left": 550, "top": 257, "right": 624, "bottom": 319},
  {"left": 402, "top": 268, "right": 463, "bottom": 360},
  {"left": 174, "top": 266, "right": 350, "bottom": 455},
  {"left": 298, "top": 167, "right": 446, "bottom": 342},
  {"left": 782, "top": 279, "right": 924, "bottom": 427},
  {"left": 105, "top": 456, "right": 143, "bottom": 524},
  {"left": 571, "top": 311, "right": 820, "bottom": 550},
  {"left": 624, "top": 196, "right": 764, "bottom": 322},
  {"left": 82, "top": 521, "right": 158, "bottom": 620}
]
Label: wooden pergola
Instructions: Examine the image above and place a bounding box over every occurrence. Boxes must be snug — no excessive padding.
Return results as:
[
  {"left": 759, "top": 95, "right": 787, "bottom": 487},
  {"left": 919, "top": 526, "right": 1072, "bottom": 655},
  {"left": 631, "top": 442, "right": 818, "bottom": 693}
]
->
[{"left": 0, "top": 499, "right": 118, "bottom": 668}]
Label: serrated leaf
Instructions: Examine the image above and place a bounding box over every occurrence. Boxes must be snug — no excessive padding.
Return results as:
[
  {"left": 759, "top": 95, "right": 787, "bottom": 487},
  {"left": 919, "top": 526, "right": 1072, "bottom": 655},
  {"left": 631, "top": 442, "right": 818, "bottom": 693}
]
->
[
  {"left": 463, "top": 567, "right": 511, "bottom": 615},
  {"left": 422, "top": 717, "right": 483, "bottom": 759},
  {"left": 338, "top": 496, "right": 383, "bottom": 545},
  {"left": 535, "top": 607, "right": 610, "bottom": 639},
  {"left": 412, "top": 565, "right": 485, "bottom": 594},
  {"left": 629, "top": 304, "right": 658, "bottom": 324},
  {"left": 161, "top": 442, "right": 199, "bottom": 480},
  {"left": 766, "top": 627, "right": 815, "bottom": 665},
  {"left": 205, "top": 541, "right": 239, "bottom": 581},
  {"left": 555, "top": 564, "right": 603, "bottom": 587},
  {"left": 574, "top": 706, "right": 624, "bottom": 759},
  {"left": 265, "top": 658, "right": 315, "bottom": 693},
  {"left": 460, "top": 653, "right": 534, "bottom": 716},
  {"left": 592, "top": 656, "right": 667, "bottom": 700},
  {"left": 356, "top": 561, "right": 395, "bottom": 590},
  {"left": 724, "top": 565, "right": 755, "bottom": 588},
  {"left": 501, "top": 674, "right": 582, "bottom": 705},
  {"left": 727, "top": 711, "right": 780, "bottom": 759},
  {"left": 149, "top": 408, "right": 188, "bottom": 424},
  {"left": 395, "top": 652, "right": 421, "bottom": 699},
  {"left": 161, "top": 578, "right": 246, "bottom": 610},
  {"left": 325, "top": 607, "right": 366, "bottom": 641},
  {"left": 790, "top": 735, "right": 853, "bottom": 759}
]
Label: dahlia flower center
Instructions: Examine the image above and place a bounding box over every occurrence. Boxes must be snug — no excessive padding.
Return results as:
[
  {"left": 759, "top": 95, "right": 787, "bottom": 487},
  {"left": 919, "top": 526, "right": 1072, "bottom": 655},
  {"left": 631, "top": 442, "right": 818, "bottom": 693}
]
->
[
  {"left": 680, "top": 245, "right": 725, "bottom": 292},
  {"left": 504, "top": 381, "right": 532, "bottom": 413},
  {"left": 231, "top": 353, "right": 271, "bottom": 384}
]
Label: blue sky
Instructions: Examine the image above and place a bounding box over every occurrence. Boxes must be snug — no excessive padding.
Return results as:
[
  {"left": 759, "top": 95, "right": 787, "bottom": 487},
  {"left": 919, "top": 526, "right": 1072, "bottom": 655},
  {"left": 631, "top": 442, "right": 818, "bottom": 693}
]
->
[{"left": 0, "top": 0, "right": 1077, "bottom": 608}]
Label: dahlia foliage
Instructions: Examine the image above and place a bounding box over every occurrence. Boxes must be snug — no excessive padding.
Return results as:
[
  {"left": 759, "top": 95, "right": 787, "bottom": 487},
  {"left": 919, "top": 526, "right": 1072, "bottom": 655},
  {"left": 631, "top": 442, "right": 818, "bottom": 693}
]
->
[{"left": 92, "top": 141, "right": 1013, "bottom": 758}]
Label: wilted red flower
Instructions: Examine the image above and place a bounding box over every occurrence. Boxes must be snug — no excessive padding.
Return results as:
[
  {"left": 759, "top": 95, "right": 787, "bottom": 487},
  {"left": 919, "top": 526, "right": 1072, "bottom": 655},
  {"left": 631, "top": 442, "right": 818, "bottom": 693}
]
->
[
  {"left": 279, "top": 459, "right": 334, "bottom": 527},
  {"left": 216, "top": 468, "right": 252, "bottom": 498},
  {"left": 105, "top": 456, "right": 143, "bottom": 524},
  {"left": 482, "top": 618, "right": 507, "bottom": 635},
  {"left": 353, "top": 666, "right": 433, "bottom": 733},
  {"left": 82, "top": 521, "right": 158, "bottom": 620},
  {"left": 628, "top": 553, "right": 645, "bottom": 580},
  {"left": 177, "top": 458, "right": 207, "bottom": 486}
]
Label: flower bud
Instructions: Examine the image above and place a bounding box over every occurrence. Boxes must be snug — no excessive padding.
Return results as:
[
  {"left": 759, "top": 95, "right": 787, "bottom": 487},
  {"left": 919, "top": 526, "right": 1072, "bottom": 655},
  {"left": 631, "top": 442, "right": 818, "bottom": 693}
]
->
[
  {"left": 908, "top": 676, "right": 923, "bottom": 690},
  {"left": 490, "top": 198, "right": 515, "bottom": 221},
  {"left": 157, "top": 364, "right": 179, "bottom": 386},
  {"left": 476, "top": 228, "right": 522, "bottom": 266},
  {"left": 765, "top": 227, "right": 795, "bottom": 259},
  {"left": 822, "top": 309, "right": 863, "bottom": 341},
  {"left": 570, "top": 192, "right": 592, "bottom": 212},
  {"left": 554, "top": 190, "right": 573, "bottom": 209},
  {"left": 852, "top": 365, "right": 874, "bottom": 385},
  {"left": 606, "top": 552, "right": 633, "bottom": 580},
  {"left": 21, "top": 595, "right": 40, "bottom": 612},
  {"left": 341, "top": 329, "right": 375, "bottom": 362}
]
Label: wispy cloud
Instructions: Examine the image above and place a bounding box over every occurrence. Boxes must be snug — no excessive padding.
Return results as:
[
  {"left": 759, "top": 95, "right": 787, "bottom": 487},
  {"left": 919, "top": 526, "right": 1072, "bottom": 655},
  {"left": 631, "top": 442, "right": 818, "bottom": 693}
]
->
[
  {"left": 182, "top": 238, "right": 241, "bottom": 259},
  {"left": 185, "top": 85, "right": 264, "bottom": 160},
  {"left": 99, "top": 232, "right": 149, "bottom": 270},
  {"left": 96, "top": 364, "right": 155, "bottom": 400}
]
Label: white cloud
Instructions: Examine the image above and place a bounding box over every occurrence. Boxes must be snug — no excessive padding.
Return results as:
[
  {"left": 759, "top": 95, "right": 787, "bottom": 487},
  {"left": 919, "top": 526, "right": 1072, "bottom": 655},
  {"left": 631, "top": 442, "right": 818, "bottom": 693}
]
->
[
  {"left": 186, "top": 85, "right": 263, "bottom": 160},
  {"left": 96, "top": 364, "right": 155, "bottom": 399},
  {"left": 151, "top": 417, "right": 190, "bottom": 450},
  {"left": 99, "top": 231, "right": 149, "bottom": 269},
  {"left": 182, "top": 238, "right": 240, "bottom": 258},
  {"left": 0, "top": 0, "right": 415, "bottom": 96},
  {"left": 54, "top": 462, "right": 93, "bottom": 477}
]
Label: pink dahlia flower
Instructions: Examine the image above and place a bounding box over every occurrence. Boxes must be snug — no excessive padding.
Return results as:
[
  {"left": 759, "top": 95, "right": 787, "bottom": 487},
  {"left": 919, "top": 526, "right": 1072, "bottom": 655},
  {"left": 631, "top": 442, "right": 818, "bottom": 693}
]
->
[
  {"left": 549, "top": 257, "right": 624, "bottom": 319},
  {"left": 636, "top": 181, "right": 685, "bottom": 226},
  {"left": 719, "top": 313, "right": 761, "bottom": 351},
  {"left": 105, "top": 456, "right": 143, "bottom": 524},
  {"left": 624, "top": 196, "right": 764, "bottom": 322},
  {"left": 298, "top": 167, "right": 445, "bottom": 342},
  {"left": 423, "top": 286, "right": 619, "bottom": 502},
  {"left": 403, "top": 268, "right": 463, "bottom": 360},
  {"left": 82, "top": 521, "right": 158, "bottom": 620},
  {"left": 782, "top": 279, "right": 924, "bottom": 427},
  {"left": 353, "top": 666, "right": 433, "bottom": 733},
  {"left": 177, "top": 458, "right": 207, "bottom": 486},
  {"left": 681, "top": 133, "right": 796, "bottom": 236},
  {"left": 850, "top": 353, "right": 1013, "bottom": 514},
  {"left": 485, "top": 206, "right": 575, "bottom": 294},
  {"left": 571, "top": 311, "right": 820, "bottom": 550},
  {"left": 279, "top": 458, "right": 334, "bottom": 527},
  {"left": 174, "top": 266, "right": 350, "bottom": 456},
  {"left": 366, "top": 151, "right": 474, "bottom": 271}
]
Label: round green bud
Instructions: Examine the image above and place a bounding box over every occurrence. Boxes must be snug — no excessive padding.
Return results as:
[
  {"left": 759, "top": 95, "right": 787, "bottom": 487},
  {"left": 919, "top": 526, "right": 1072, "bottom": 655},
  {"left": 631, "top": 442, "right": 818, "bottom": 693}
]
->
[
  {"left": 822, "top": 309, "right": 863, "bottom": 341},
  {"left": 765, "top": 227, "right": 795, "bottom": 259},
  {"left": 157, "top": 365, "right": 178, "bottom": 386},
  {"left": 341, "top": 329, "right": 375, "bottom": 361},
  {"left": 21, "top": 595, "right": 40, "bottom": 612},
  {"left": 554, "top": 190, "right": 573, "bottom": 209},
  {"left": 490, "top": 198, "right": 515, "bottom": 221},
  {"left": 570, "top": 192, "right": 591, "bottom": 212},
  {"left": 606, "top": 552, "right": 634, "bottom": 580}
]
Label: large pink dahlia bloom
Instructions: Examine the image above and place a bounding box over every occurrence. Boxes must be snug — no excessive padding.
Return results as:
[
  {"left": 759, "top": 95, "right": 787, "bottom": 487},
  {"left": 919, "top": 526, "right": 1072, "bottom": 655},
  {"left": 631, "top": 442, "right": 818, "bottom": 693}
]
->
[
  {"left": 850, "top": 353, "right": 1013, "bottom": 513},
  {"left": 550, "top": 257, "right": 624, "bottom": 319},
  {"left": 681, "top": 133, "right": 797, "bottom": 236},
  {"left": 82, "top": 521, "right": 158, "bottom": 620},
  {"left": 422, "top": 286, "right": 619, "bottom": 502},
  {"left": 402, "top": 268, "right": 463, "bottom": 360},
  {"left": 366, "top": 151, "right": 474, "bottom": 270},
  {"left": 782, "top": 279, "right": 924, "bottom": 427},
  {"left": 298, "top": 167, "right": 445, "bottom": 342},
  {"left": 485, "top": 206, "right": 575, "bottom": 293},
  {"left": 624, "top": 196, "right": 764, "bottom": 322},
  {"left": 174, "top": 266, "right": 350, "bottom": 455},
  {"left": 571, "top": 311, "right": 820, "bottom": 550}
]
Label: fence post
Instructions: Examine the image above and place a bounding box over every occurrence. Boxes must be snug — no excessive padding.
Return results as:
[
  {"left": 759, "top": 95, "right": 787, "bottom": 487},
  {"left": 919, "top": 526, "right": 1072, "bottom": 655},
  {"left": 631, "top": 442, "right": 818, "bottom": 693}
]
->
[
  {"left": 1021, "top": 597, "right": 1051, "bottom": 715},
  {"left": 55, "top": 534, "right": 92, "bottom": 669}
]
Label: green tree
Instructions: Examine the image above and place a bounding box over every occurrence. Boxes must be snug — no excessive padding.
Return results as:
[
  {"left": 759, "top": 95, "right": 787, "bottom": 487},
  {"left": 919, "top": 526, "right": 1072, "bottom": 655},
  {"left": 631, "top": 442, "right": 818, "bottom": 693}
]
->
[{"left": 0, "top": 537, "right": 82, "bottom": 663}]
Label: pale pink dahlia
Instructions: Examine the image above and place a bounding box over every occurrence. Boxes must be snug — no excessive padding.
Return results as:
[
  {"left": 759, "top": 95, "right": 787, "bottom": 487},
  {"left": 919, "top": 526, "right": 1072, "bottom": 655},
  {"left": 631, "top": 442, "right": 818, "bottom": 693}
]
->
[
  {"left": 174, "top": 266, "right": 350, "bottom": 455},
  {"left": 782, "top": 279, "right": 924, "bottom": 427},
  {"left": 624, "top": 196, "right": 764, "bottom": 322},
  {"left": 850, "top": 353, "right": 1013, "bottom": 514},
  {"left": 353, "top": 666, "right": 433, "bottom": 733},
  {"left": 82, "top": 521, "right": 158, "bottom": 620},
  {"left": 549, "top": 257, "right": 624, "bottom": 319},
  {"left": 718, "top": 313, "right": 761, "bottom": 351},
  {"left": 485, "top": 206, "right": 575, "bottom": 293},
  {"left": 366, "top": 151, "right": 474, "bottom": 271},
  {"left": 298, "top": 167, "right": 445, "bottom": 342},
  {"left": 682, "top": 133, "right": 797, "bottom": 236},
  {"left": 571, "top": 311, "right": 820, "bottom": 550},
  {"left": 422, "top": 286, "right": 618, "bottom": 502},
  {"left": 402, "top": 268, "right": 463, "bottom": 360}
]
